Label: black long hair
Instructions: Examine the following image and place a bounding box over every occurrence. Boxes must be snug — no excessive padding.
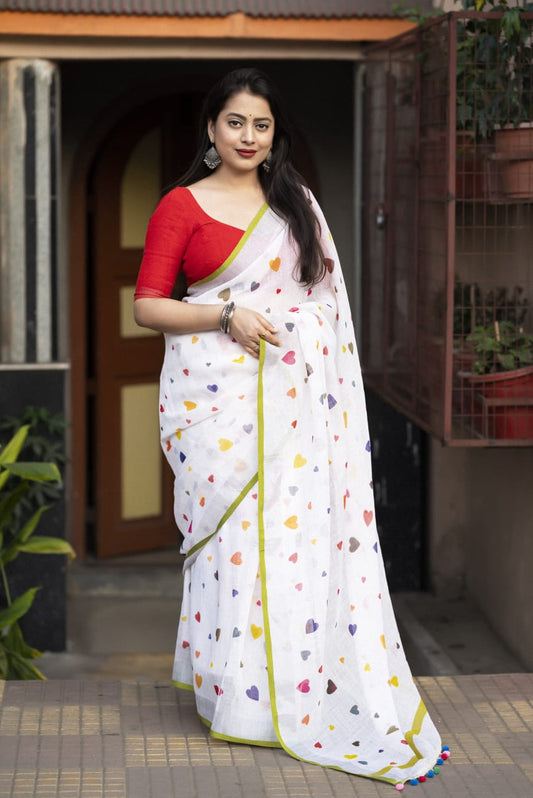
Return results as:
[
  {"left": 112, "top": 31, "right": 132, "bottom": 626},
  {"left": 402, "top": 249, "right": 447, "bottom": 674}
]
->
[{"left": 175, "top": 68, "right": 326, "bottom": 286}]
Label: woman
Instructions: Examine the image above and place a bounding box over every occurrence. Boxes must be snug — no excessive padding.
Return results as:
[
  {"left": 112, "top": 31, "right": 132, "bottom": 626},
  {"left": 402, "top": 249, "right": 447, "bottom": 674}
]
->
[{"left": 135, "top": 68, "right": 447, "bottom": 789}]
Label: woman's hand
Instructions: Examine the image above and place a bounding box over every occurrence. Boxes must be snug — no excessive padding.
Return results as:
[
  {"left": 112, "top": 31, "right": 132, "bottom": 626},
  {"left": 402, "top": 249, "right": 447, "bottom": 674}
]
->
[{"left": 229, "top": 307, "right": 281, "bottom": 359}]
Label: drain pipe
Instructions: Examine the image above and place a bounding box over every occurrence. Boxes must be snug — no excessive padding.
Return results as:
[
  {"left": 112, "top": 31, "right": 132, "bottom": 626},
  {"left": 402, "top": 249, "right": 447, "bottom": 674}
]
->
[{"left": 353, "top": 61, "right": 366, "bottom": 351}]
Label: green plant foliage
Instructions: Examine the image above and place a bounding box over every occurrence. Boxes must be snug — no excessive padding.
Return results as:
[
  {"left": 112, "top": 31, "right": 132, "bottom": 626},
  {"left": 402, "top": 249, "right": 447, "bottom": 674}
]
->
[
  {"left": 456, "top": 0, "right": 533, "bottom": 139},
  {"left": 0, "top": 423, "right": 74, "bottom": 680},
  {"left": 468, "top": 321, "right": 533, "bottom": 374}
]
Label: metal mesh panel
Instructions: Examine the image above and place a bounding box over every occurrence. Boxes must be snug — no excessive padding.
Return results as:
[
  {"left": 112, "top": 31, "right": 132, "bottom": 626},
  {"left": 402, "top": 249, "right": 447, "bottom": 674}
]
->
[{"left": 363, "top": 11, "right": 533, "bottom": 446}]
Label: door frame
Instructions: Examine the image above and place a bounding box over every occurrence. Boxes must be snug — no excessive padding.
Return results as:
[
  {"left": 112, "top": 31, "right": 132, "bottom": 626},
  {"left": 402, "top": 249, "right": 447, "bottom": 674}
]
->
[{"left": 68, "top": 79, "right": 212, "bottom": 560}]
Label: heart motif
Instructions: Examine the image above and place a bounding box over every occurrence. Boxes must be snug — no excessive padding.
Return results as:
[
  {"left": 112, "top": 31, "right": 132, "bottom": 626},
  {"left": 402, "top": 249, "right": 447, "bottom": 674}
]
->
[
  {"left": 284, "top": 516, "right": 298, "bottom": 529},
  {"left": 216, "top": 628, "right": 221, "bottom": 641},
  {"left": 243, "top": 424, "right": 253, "bottom": 434},
  {"left": 305, "top": 618, "right": 319, "bottom": 634},
  {"left": 326, "top": 679, "right": 337, "bottom": 694},
  {"left": 348, "top": 623, "right": 357, "bottom": 636},
  {"left": 293, "top": 454, "right": 307, "bottom": 468},
  {"left": 230, "top": 552, "right": 242, "bottom": 565},
  {"left": 352, "top": 741, "right": 360, "bottom": 747},
  {"left": 365, "top": 440, "right": 371, "bottom": 452},
  {"left": 179, "top": 452, "right": 186, "bottom": 463},
  {"left": 363, "top": 510, "right": 373, "bottom": 526},
  {"left": 232, "top": 589, "right": 238, "bottom": 597},
  {"left": 314, "top": 742, "right": 322, "bottom": 749},
  {"left": 251, "top": 624, "right": 263, "bottom": 639},
  {"left": 285, "top": 322, "right": 295, "bottom": 332},
  {"left": 373, "top": 542, "right": 378, "bottom": 553},
  {"left": 282, "top": 350, "right": 296, "bottom": 365},
  {"left": 325, "top": 257, "right": 335, "bottom": 273},
  {"left": 390, "top": 675, "right": 399, "bottom": 687},
  {"left": 183, "top": 369, "right": 189, "bottom": 376},
  {"left": 349, "top": 537, "right": 360, "bottom": 552},
  {"left": 232, "top": 627, "right": 241, "bottom": 638},
  {"left": 297, "top": 679, "right": 310, "bottom": 693},
  {"left": 336, "top": 541, "right": 343, "bottom": 550},
  {"left": 288, "top": 552, "right": 298, "bottom": 563},
  {"left": 327, "top": 394, "right": 337, "bottom": 409},
  {"left": 295, "top": 583, "right": 303, "bottom": 591},
  {"left": 250, "top": 281, "right": 260, "bottom": 292},
  {"left": 214, "top": 685, "right": 223, "bottom": 695},
  {"left": 208, "top": 474, "right": 214, "bottom": 482},
  {"left": 182, "top": 640, "right": 190, "bottom": 649},
  {"left": 195, "top": 612, "right": 201, "bottom": 622},
  {"left": 287, "top": 387, "right": 297, "bottom": 398},
  {"left": 207, "top": 384, "right": 218, "bottom": 393},
  {"left": 195, "top": 650, "right": 200, "bottom": 659},
  {"left": 348, "top": 342, "right": 354, "bottom": 354},
  {"left": 269, "top": 257, "right": 281, "bottom": 271},
  {"left": 184, "top": 401, "right": 197, "bottom": 411},
  {"left": 218, "top": 288, "right": 231, "bottom": 301},
  {"left": 301, "top": 715, "right": 310, "bottom": 725},
  {"left": 291, "top": 420, "right": 298, "bottom": 428},
  {"left": 288, "top": 485, "right": 298, "bottom": 495},
  {"left": 350, "top": 705, "right": 360, "bottom": 715},
  {"left": 195, "top": 674, "right": 203, "bottom": 688},
  {"left": 246, "top": 685, "right": 259, "bottom": 700},
  {"left": 301, "top": 650, "right": 311, "bottom": 660},
  {"left": 218, "top": 438, "right": 233, "bottom": 451},
  {"left": 387, "top": 725, "right": 399, "bottom": 735},
  {"left": 242, "top": 521, "right": 251, "bottom": 530}
]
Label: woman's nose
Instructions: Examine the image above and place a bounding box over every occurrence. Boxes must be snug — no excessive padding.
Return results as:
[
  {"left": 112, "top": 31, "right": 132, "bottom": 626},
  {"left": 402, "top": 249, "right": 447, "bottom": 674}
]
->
[{"left": 241, "top": 124, "right": 255, "bottom": 143}]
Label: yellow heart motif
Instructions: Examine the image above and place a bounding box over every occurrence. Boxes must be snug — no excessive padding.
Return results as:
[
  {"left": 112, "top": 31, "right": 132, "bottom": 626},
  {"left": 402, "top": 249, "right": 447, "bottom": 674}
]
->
[
  {"left": 284, "top": 516, "right": 298, "bottom": 529},
  {"left": 242, "top": 521, "right": 251, "bottom": 530},
  {"left": 251, "top": 624, "right": 263, "bottom": 639},
  {"left": 184, "top": 401, "right": 197, "bottom": 411},
  {"left": 390, "top": 675, "right": 399, "bottom": 687},
  {"left": 219, "top": 438, "right": 233, "bottom": 451},
  {"left": 192, "top": 335, "right": 199, "bottom": 344},
  {"left": 195, "top": 674, "right": 203, "bottom": 688},
  {"left": 269, "top": 257, "right": 281, "bottom": 271},
  {"left": 293, "top": 454, "right": 307, "bottom": 468},
  {"left": 364, "top": 663, "right": 371, "bottom": 672},
  {"left": 233, "top": 355, "right": 245, "bottom": 364},
  {"left": 380, "top": 635, "right": 386, "bottom": 649}
]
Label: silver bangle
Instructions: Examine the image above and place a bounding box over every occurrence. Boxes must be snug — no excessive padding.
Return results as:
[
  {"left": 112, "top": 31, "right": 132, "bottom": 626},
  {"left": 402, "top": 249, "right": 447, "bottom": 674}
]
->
[{"left": 219, "top": 301, "right": 235, "bottom": 334}]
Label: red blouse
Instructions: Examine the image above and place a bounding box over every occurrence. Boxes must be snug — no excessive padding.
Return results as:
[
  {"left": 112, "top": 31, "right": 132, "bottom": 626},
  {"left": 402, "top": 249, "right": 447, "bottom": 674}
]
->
[{"left": 135, "top": 187, "right": 244, "bottom": 299}]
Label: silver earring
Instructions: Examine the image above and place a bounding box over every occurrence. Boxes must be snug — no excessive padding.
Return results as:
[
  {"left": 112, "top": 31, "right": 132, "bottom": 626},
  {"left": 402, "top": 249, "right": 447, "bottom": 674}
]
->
[
  {"left": 204, "top": 144, "right": 221, "bottom": 170},
  {"left": 262, "top": 150, "right": 273, "bottom": 173}
]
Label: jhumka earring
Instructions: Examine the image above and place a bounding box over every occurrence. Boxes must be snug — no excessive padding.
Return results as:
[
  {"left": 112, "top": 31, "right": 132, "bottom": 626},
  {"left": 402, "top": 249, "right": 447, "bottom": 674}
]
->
[
  {"left": 262, "top": 150, "right": 273, "bottom": 173},
  {"left": 203, "top": 144, "right": 221, "bottom": 170}
]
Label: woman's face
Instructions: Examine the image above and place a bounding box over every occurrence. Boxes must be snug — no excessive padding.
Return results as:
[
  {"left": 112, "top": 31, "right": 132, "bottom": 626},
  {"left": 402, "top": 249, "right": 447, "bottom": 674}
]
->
[{"left": 207, "top": 90, "right": 275, "bottom": 174}]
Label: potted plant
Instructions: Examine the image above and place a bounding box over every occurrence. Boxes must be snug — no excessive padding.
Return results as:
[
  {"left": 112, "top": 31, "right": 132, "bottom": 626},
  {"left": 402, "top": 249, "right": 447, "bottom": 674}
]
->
[
  {"left": 464, "top": 320, "right": 533, "bottom": 438},
  {"left": 456, "top": 0, "right": 533, "bottom": 198}
]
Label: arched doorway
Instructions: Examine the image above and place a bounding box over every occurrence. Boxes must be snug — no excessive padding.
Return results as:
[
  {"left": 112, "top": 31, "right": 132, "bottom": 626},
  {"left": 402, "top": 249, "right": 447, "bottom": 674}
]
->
[{"left": 79, "top": 93, "right": 202, "bottom": 557}]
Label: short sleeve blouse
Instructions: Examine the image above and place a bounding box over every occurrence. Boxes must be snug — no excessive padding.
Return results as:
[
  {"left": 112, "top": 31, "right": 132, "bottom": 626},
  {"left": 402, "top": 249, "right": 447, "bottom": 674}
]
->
[{"left": 135, "top": 187, "right": 244, "bottom": 299}]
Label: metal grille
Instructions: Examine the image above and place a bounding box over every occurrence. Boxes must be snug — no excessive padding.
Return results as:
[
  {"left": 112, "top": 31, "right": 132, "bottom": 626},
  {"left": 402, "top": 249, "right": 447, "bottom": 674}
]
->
[{"left": 363, "top": 11, "right": 533, "bottom": 446}]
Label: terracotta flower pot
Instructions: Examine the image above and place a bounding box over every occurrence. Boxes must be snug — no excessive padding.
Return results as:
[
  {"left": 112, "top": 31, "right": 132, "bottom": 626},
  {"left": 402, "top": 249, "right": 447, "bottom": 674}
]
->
[
  {"left": 468, "top": 365, "right": 533, "bottom": 439},
  {"left": 494, "top": 126, "right": 533, "bottom": 199}
]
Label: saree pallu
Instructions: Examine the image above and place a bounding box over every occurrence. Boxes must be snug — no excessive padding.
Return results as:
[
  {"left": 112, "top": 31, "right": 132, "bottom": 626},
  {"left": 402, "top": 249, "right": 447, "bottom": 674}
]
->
[{"left": 159, "top": 197, "right": 442, "bottom": 786}]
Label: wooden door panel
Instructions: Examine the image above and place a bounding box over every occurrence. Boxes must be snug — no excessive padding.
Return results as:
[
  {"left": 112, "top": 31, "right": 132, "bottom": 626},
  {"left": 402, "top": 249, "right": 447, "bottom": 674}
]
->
[{"left": 91, "top": 96, "right": 200, "bottom": 557}]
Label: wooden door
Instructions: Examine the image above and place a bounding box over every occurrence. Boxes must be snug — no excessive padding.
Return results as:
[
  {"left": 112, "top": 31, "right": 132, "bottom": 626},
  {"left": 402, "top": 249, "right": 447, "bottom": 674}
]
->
[{"left": 90, "top": 95, "right": 200, "bottom": 556}]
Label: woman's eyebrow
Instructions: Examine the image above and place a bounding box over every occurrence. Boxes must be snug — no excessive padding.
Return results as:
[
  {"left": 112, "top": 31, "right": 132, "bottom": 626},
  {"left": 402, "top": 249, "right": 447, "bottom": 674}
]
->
[{"left": 224, "top": 111, "right": 273, "bottom": 122}]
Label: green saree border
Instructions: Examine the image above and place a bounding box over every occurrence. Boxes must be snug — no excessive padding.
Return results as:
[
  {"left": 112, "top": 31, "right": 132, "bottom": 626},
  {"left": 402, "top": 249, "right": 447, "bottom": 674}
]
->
[
  {"left": 189, "top": 203, "right": 269, "bottom": 288},
  {"left": 256, "top": 339, "right": 433, "bottom": 787},
  {"left": 184, "top": 472, "right": 259, "bottom": 562}
]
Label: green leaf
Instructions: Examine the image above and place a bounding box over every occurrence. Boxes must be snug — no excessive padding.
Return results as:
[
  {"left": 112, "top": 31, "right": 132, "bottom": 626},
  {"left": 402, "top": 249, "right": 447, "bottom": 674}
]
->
[
  {"left": 3, "top": 622, "right": 42, "bottom": 659},
  {"left": 6, "top": 649, "right": 45, "bottom": 680},
  {"left": 0, "top": 646, "right": 8, "bottom": 679},
  {"left": 18, "top": 536, "right": 76, "bottom": 561},
  {"left": 2, "top": 462, "right": 61, "bottom": 484},
  {"left": 0, "top": 481, "right": 29, "bottom": 536},
  {"left": 0, "top": 587, "right": 39, "bottom": 629},
  {"left": 0, "top": 426, "right": 29, "bottom": 489}
]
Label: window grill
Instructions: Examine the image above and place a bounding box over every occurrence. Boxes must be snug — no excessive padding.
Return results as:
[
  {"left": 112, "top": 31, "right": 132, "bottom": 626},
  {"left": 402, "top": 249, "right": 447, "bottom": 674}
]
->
[{"left": 363, "top": 11, "right": 533, "bottom": 445}]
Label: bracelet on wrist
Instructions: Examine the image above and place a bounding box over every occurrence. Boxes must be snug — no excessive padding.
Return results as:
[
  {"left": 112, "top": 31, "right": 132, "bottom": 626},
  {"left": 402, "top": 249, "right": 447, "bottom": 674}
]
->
[{"left": 219, "top": 301, "right": 236, "bottom": 334}]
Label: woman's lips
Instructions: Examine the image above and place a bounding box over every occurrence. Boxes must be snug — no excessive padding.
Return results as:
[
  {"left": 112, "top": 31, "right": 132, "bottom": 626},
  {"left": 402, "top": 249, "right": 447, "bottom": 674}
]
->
[{"left": 236, "top": 149, "right": 257, "bottom": 158}]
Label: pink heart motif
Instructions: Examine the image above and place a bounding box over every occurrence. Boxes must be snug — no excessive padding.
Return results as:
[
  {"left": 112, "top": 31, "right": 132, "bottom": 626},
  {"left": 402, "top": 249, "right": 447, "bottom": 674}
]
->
[
  {"left": 297, "top": 679, "right": 310, "bottom": 693},
  {"left": 246, "top": 685, "right": 259, "bottom": 700},
  {"left": 288, "top": 552, "right": 298, "bottom": 563},
  {"left": 305, "top": 618, "right": 319, "bottom": 634},
  {"left": 363, "top": 510, "right": 373, "bottom": 526},
  {"left": 282, "top": 350, "right": 296, "bottom": 365}
]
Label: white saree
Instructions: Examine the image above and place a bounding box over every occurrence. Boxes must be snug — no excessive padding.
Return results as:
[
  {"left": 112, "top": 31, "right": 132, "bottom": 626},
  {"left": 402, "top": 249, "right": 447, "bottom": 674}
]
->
[{"left": 159, "top": 196, "right": 443, "bottom": 787}]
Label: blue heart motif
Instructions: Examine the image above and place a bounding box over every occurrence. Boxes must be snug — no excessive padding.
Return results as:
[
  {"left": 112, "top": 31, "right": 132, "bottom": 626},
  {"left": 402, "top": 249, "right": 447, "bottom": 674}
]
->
[
  {"left": 207, "top": 384, "right": 218, "bottom": 392},
  {"left": 348, "top": 623, "right": 357, "bottom": 636},
  {"left": 246, "top": 685, "right": 259, "bottom": 700},
  {"left": 300, "top": 650, "right": 311, "bottom": 660},
  {"left": 350, "top": 705, "right": 360, "bottom": 715},
  {"left": 232, "top": 627, "right": 241, "bottom": 638},
  {"left": 305, "top": 618, "right": 319, "bottom": 634}
]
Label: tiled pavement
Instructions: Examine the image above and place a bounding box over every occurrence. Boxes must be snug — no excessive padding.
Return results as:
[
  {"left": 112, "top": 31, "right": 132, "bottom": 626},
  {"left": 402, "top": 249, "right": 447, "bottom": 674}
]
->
[{"left": 1, "top": 674, "right": 533, "bottom": 797}]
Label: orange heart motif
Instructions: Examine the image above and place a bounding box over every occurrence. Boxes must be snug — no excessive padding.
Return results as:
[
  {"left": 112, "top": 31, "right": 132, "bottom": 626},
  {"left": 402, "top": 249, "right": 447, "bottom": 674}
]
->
[{"left": 269, "top": 257, "right": 281, "bottom": 271}]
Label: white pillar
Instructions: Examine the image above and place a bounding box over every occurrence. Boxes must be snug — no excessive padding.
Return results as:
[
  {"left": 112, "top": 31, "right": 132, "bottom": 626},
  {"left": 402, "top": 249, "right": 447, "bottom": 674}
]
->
[{"left": 0, "top": 59, "right": 60, "bottom": 364}]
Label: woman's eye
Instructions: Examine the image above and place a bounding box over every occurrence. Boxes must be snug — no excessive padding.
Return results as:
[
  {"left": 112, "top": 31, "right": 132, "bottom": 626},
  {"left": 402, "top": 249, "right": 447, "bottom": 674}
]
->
[
  {"left": 257, "top": 124, "right": 269, "bottom": 131},
  {"left": 228, "top": 120, "right": 242, "bottom": 127}
]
